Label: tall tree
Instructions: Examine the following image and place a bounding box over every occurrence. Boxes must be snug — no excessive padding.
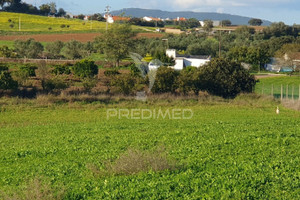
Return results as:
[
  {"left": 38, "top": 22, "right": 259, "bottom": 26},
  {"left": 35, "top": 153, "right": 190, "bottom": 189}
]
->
[
  {"left": 203, "top": 20, "right": 213, "bottom": 32},
  {"left": 98, "top": 24, "right": 136, "bottom": 67},
  {"left": 49, "top": 2, "right": 56, "bottom": 15},
  {"left": 248, "top": 18, "right": 263, "bottom": 26},
  {"left": 39, "top": 4, "right": 50, "bottom": 15},
  {"left": 221, "top": 20, "right": 232, "bottom": 27}
]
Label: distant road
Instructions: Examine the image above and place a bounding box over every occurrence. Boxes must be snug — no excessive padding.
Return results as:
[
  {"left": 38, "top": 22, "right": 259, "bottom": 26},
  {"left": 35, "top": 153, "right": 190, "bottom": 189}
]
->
[{"left": 0, "top": 33, "right": 164, "bottom": 42}]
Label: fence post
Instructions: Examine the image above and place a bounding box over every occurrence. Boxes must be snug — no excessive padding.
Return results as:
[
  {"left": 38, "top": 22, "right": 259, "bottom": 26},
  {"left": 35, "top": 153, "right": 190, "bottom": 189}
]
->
[
  {"left": 286, "top": 84, "right": 289, "bottom": 99},
  {"left": 271, "top": 84, "right": 274, "bottom": 98},
  {"left": 292, "top": 85, "right": 294, "bottom": 101},
  {"left": 281, "top": 84, "right": 283, "bottom": 101}
]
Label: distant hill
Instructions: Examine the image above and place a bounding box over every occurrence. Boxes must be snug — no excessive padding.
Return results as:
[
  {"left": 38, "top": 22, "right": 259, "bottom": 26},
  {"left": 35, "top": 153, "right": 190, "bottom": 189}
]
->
[{"left": 110, "top": 8, "right": 272, "bottom": 26}]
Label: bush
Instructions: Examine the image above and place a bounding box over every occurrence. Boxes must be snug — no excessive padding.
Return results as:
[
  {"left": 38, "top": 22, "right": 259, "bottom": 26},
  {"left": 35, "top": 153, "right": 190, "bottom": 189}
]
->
[
  {"left": 14, "top": 39, "right": 44, "bottom": 58},
  {"left": 19, "top": 64, "right": 38, "bottom": 77},
  {"left": 42, "top": 76, "right": 68, "bottom": 91},
  {"left": 0, "top": 64, "right": 9, "bottom": 72},
  {"left": 52, "top": 64, "right": 71, "bottom": 75},
  {"left": 111, "top": 73, "right": 137, "bottom": 95},
  {"left": 82, "top": 77, "right": 97, "bottom": 91},
  {"left": 12, "top": 69, "right": 30, "bottom": 86},
  {"left": 176, "top": 66, "right": 198, "bottom": 95},
  {"left": 60, "top": 24, "right": 66, "bottom": 28},
  {"left": 62, "top": 40, "right": 84, "bottom": 60},
  {"left": 45, "top": 41, "right": 64, "bottom": 59},
  {"left": 72, "top": 59, "right": 98, "bottom": 78},
  {"left": 0, "top": 46, "right": 15, "bottom": 58},
  {"left": 104, "top": 68, "right": 120, "bottom": 77},
  {"left": 151, "top": 67, "right": 179, "bottom": 94},
  {"left": 0, "top": 71, "right": 18, "bottom": 90},
  {"left": 198, "top": 58, "right": 257, "bottom": 98}
]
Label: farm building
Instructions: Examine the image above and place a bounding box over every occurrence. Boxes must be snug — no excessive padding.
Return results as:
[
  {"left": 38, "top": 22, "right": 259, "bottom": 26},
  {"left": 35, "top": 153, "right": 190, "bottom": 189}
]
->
[
  {"left": 166, "top": 49, "right": 211, "bottom": 70},
  {"left": 148, "top": 49, "right": 211, "bottom": 70}
]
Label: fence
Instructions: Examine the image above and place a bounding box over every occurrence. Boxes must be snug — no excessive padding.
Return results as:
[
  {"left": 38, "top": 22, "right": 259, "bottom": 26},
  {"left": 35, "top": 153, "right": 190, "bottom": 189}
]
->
[{"left": 258, "top": 84, "right": 300, "bottom": 101}]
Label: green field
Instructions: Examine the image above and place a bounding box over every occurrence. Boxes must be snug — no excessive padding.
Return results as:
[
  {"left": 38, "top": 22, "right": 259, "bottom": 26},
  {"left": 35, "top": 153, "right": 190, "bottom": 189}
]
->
[
  {"left": 0, "top": 96, "right": 299, "bottom": 199},
  {"left": 0, "top": 12, "right": 108, "bottom": 33},
  {"left": 0, "top": 12, "right": 155, "bottom": 34},
  {"left": 256, "top": 76, "right": 300, "bottom": 99}
]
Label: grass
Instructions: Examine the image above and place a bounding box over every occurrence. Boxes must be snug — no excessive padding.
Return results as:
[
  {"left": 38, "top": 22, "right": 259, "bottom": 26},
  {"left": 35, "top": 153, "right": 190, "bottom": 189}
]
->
[
  {"left": 255, "top": 75, "right": 300, "bottom": 99},
  {"left": 0, "top": 95, "right": 299, "bottom": 199},
  {"left": 0, "top": 40, "right": 49, "bottom": 48},
  {"left": 0, "top": 40, "right": 14, "bottom": 48}
]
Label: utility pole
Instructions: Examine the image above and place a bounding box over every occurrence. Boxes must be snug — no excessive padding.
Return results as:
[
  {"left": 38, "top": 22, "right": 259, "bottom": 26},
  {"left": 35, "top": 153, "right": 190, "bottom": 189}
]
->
[
  {"left": 219, "top": 30, "right": 221, "bottom": 58},
  {"left": 105, "top": 5, "right": 111, "bottom": 32},
  {"left": 19, "top": 17, "right": 21, "bottom": 31},
  {"left": 162, "top": 39, "right": 169, "bottom": 49}
]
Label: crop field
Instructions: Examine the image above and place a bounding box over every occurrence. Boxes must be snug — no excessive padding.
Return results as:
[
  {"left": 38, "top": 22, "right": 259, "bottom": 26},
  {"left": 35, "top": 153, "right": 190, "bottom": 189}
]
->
[
  {"left": 0, "top": 12, "right": 162, "bottom": 37},
  {"left": 255, "top": 75, "right": 300, "bottom": 99},
  {"left": 0, "top": 96, "right": 299, "bottom": 199},
  {"left": 0, "top": 12, "right": 108, "bottom": 33}
]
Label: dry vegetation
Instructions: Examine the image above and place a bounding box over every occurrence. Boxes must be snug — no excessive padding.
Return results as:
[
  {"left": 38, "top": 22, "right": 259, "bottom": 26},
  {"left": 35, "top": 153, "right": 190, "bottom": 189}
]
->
[
  {"left": 1, "top": 178, "right": 64, "bottom": 200},
  {"left": 88, "top": 146, "right": 177, "bottom": 177}
]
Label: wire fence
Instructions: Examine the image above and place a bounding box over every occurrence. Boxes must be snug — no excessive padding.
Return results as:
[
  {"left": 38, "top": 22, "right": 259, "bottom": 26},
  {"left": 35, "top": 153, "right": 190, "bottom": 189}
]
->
[{"left": 258, "top": 84, "right": 300, "bottom": 101}]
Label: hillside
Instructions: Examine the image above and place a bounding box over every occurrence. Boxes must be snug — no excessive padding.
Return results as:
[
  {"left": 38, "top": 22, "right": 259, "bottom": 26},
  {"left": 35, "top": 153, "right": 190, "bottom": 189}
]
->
[
  {"left": 110, "top": 8, "right": 272, "bottom": 26},
  {"left": 0, "top": 12, "right": 110, "bottom": 33}
]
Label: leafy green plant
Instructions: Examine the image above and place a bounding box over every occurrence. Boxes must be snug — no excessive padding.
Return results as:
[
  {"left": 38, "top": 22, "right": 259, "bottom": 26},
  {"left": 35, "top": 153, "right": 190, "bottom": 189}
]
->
[
  {"left": 151, "top": 67, "right": 179, "bottom": 93},
  {"left": 104, "top": 69, "right": 120, "bottom": 77},
  {"left": 19, "top": 64, "right": 38, "bottom": 77},
  {"left": 0, "top": 71, "right": 18, "bottom": 90},
  {"left": 111, "top": 73, "right": 137, "bottom": 95},
  {"left": 72, "top": 59, "right": 98, "bottom": 78},
  {"left": 52, "top": 64, "right": 71, "bottom": 75},
  {"left": 197, "top": 58, "right": 257, "bottom": 98}
]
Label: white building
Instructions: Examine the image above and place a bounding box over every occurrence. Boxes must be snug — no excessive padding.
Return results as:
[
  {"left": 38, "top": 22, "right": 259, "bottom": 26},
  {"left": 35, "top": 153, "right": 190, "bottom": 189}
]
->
[
  {"left": 199, "top": 20, "right": 221, "bottom": 27},
  {"left": 143, "top": 16, "right": 153, "bottom": 22},
  {"left": 104, "top": 14, "right": 114, "bottom": 23},
  {"left": 166, "top": 49, "right": 211, "bottom": 70}
]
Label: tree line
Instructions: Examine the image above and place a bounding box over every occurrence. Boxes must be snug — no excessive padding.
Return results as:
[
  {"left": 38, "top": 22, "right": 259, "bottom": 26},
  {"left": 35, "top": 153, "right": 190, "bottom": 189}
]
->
[{"left": 0, "top": 0, "right": 66, "bottom": 17}]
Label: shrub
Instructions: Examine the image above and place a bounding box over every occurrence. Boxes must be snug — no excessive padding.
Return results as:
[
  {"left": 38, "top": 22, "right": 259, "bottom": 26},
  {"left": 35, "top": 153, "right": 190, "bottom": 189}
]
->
[
  {"left": 72, "top": 59, "right": 98, "bottom": 78},
  {"left": 62, "top": 40, "right": 84, "bottom": 60},
  {"left": 12, "top": 69, "right": 30, "bottom": 86},
  {"left": 48, "top": 27, "right": 52, "bottom": 30},
  {"left": 198, "top": 58, "right": 257, "bottom": 98},
  {"left": 104, "top": 68, "right": 120, "bottom": 77},
  {"left": 129, "top": 63, "right": 142, "bottom": 77},
  {"left": 111, "top": 73, "right": 137, "bottom": 95},
  {"left": 52, "top": 64, "right": 71, "bottom": 75},
  {"left": 45, "top": 41, "right": 64, "bottom": 59},
  {"left": 176, "top": 66, "right": 198, "bottom": 95},
  {"left": 0, "top": 46, "right": 14, "bottom": 58},
  {"left": 82, "top": 77, "right": 97, "bottom": 91},
  {"left": 19, "top": 64, "right": 38, "bottom": 77},
  {"left": 0, "top": 71, "right": 18, "bottom": 90},
  {"left": 0, "top": 64, "right": 9, "bottom": 73},
  {"left": 42, "top": 76, "right": 68, "bottom": 91},
  {"left": 89, "top": 146, "right": 177, "bottom": 176},
  {"left": 9, "top": 24, "right": 14, "bottom": 28},
  {"left": 151, "top": 67, "right": 179, "bottom": 94},
  {"left": 60, "top": 24, "right": 66, "bottom": 28},
  {"left": 14, "top": 39, "right": 44, "bottom": 58}
]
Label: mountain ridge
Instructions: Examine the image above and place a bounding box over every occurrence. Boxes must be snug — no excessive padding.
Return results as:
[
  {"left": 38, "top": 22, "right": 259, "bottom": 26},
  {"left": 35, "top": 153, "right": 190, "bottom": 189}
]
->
[{"left": 110, "top": 8, "right": 272, "bottom": 26}]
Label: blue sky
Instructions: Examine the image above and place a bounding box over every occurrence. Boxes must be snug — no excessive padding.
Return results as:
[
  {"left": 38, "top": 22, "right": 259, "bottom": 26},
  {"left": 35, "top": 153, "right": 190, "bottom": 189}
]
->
[{"left": 23, "top": 0, "right": 300, "bottom": 25}]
